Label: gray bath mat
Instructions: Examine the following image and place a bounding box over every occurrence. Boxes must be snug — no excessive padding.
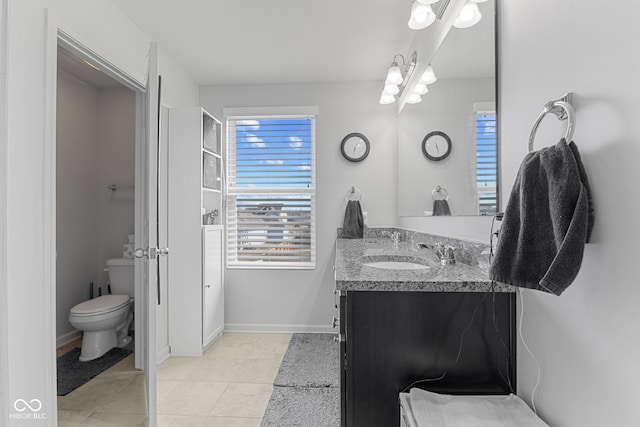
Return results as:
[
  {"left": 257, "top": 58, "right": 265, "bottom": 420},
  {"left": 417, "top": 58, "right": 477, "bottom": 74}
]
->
[
  {"left": 261, "top": 386, "right": 340, "bottom": 427},
  {"left": 274, "top": 333, "right": 339, "bottom": 388},
  {"left": 57, "top": 347, "right": 132, "bottom": 396}
]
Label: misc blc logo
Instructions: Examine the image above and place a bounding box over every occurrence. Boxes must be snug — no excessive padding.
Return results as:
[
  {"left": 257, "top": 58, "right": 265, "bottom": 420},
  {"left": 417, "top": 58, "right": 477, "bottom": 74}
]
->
[{"left": 10, "top": 398, "right": 47, "bottom": 420}]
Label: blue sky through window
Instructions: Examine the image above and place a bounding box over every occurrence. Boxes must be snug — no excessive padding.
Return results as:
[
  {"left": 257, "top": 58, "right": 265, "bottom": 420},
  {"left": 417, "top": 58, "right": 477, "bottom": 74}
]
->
[{"left": 235, "top": 118, "right": 312, "bottom": 189}]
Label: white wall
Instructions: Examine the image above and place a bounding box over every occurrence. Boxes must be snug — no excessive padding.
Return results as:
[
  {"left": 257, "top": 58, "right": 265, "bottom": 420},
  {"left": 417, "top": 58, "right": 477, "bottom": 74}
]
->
[
  {"left": 398, "top": 215, "right": 494, "bottom": 243},
  {"left": 0, "top": 0, "right": 8, "bottom": 421},
  {"left": 157, "top": 48, "right": 200, "bottom": 360},
  {"left": 95, "top": 87, "right": 136, "bottom": 287},
  {"left": 2, "top": 1, "right": 198, "bottom": 423},
  {"left": 200, "top": 81, "right": 397, "bottom": 331},
  {"left": 56, "top": 68, "right": 100, "bottom": 340},
  {"left": 397, "top": 77, "right": 495, "bottom": 216},
  {"left": 500, "top": 1, "right": 640, "bottom": 425},
  {"left": 56, "top": 72, "right": 136, "bottom": 343}
]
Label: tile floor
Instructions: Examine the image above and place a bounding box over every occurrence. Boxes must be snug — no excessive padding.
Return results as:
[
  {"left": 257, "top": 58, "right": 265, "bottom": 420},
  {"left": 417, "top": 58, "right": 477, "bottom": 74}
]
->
[{"left": 57, "top": 332, "right": 292, "bottom": 426}]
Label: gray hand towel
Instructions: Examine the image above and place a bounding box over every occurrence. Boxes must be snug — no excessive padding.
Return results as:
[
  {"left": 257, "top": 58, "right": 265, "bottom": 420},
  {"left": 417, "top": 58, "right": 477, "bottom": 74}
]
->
[
  {"left": 489, "top": 139, "right": 594, "bottom": 296},
  {"left": 342, "top": 200, "right": 364, "bottom": 239},
  {"left": 433, "top": 199, "right": 451, "bottom": 216}
]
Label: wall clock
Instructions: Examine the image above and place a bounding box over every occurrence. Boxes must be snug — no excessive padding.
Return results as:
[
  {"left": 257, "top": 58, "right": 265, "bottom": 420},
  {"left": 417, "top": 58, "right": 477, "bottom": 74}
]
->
[
  {"left": 422, "top": 131, "right": 452, "bottom": 161},
  {"left": 340, "top": 133, "right": 370, "bottom": 162}
]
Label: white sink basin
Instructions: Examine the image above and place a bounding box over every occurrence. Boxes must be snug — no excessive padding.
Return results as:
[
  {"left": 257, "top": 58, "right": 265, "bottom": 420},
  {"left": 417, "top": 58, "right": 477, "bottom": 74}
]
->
[{"left": 363, "top": 261, "right": 430, "bottom": 270}]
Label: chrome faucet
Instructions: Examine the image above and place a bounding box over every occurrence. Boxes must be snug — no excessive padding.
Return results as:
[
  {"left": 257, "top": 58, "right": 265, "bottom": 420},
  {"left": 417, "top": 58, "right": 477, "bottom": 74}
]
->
[
  {"left": 417, "top": 242, "right": 456, "bottom": 265},
  {"left": 382, "top": 230, "right": 401, "bottom": 248},
  {"left": 390, "top": 231, "right": 401, "bottom": 249}
]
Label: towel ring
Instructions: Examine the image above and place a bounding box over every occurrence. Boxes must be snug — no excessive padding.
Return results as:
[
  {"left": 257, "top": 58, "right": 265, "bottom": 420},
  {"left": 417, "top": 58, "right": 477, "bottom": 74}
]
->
[
  {"left": 528, "top": 93, "right": 576, "bottom": 153},
  {"left": 345, "top": 186, "right": 362, "bottom": 202},
  {"left": 432, "top": 185, "right": 449, "bottom": 201}
]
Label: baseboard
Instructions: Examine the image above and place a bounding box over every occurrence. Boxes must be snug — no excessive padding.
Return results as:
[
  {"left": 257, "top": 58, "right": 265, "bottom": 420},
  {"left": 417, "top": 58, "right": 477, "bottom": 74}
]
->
[
  {"left": 56, "top": 329, "right": 81, "bottom": 348},
  {"left": 157, "top": 345, "right": 170, "bottom": 365},
  {"left": 224, "top": 323, "right": 335, "bottom": 334}
]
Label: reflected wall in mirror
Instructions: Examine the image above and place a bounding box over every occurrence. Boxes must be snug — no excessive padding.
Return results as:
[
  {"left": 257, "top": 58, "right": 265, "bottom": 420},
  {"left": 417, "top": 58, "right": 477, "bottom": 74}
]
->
[{"left": 397, "top": 0, "right": 497, "bottom": 217}]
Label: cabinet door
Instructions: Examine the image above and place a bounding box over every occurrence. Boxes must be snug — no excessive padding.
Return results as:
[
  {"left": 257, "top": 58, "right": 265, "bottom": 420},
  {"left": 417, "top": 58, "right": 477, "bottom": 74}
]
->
[{"left": 203, "top": 226, "right": 223, "bottom": 347}]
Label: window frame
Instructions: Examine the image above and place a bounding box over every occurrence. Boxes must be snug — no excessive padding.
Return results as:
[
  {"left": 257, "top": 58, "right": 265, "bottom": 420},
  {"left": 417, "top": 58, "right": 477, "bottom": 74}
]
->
[
  {"left": 224, "top": 106, "right": 317, "bottom": 270},
  {"left": 474, "top": 102, "right": 497, "bottom": 216}
]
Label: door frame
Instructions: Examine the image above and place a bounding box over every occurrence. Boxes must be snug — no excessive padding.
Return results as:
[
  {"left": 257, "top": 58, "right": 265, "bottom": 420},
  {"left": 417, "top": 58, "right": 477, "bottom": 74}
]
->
[
  {"left": 43, "top": 11, "right": 149, "bottom": 423},
  {"left": 0, "top": 0, "right": 9, "bottom": 422}
]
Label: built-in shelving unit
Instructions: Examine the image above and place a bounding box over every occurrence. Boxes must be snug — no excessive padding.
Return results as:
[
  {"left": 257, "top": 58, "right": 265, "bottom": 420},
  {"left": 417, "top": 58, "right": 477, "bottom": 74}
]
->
[{"left": 168, "top": 107, "right": 224, "bottom": 356}]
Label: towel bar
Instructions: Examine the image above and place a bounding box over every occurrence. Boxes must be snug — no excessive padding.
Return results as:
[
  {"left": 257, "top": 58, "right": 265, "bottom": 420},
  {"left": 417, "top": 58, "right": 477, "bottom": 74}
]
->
[
  {"left": 345, "top": 186, "right": 362, "bottom": 201},
  {"left": 432, "top": 185, "right": 449, "bottom": 201},
  {"left": 528, "top": 93, "right": 575, "bottom": 152}
]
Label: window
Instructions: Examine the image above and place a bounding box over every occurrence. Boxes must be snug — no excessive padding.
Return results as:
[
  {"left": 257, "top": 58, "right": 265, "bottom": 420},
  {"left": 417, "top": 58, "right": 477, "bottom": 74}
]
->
[
  {"left": 475, "top": 104, "right": 497, "bottom": 215},
  {"left": 225, "top": 107, "right": 316, "bottom": 269}
]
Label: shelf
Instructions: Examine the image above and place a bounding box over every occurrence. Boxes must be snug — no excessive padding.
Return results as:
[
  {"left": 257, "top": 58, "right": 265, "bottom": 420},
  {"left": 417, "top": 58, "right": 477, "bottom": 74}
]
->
[
  {"left": 202, "top": 188, "right": 221, "bottom": 194},
  {"left": 202, "top": 147, "right": 221, "bottom": 158}
]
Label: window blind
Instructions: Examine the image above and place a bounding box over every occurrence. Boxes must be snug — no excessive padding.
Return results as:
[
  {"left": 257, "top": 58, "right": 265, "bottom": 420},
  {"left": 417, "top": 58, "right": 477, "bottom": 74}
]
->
[
  {"left": 226, "top": 115, "right": 316, "bottom": 268},
  {"left": 476, "top": 112, "right": 497, "bottom": 215}
]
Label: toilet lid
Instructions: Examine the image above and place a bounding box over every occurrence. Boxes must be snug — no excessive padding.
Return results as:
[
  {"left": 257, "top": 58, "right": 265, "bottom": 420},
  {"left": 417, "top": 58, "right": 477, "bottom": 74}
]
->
[{"left": 70, "top": 294, "right": 130, "bottom": 316}]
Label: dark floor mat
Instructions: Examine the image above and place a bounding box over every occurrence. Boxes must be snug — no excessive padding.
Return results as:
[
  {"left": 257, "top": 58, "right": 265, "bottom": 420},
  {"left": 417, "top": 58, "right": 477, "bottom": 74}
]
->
[
  {"left": 273, "top": 333, "right": 339, "bottom": 388},
  {"left": 57, "top": 347, "right": 132, "bottom": 396},
  {"left": 261, "top": 386, "right": 340, "bottom": 427}
]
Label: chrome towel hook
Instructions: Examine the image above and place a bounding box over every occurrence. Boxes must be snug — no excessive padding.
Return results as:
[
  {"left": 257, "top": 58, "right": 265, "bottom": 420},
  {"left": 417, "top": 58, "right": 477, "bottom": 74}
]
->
[
  {"left": 345, "top": 186, "right": 362, "bottom": 202},
  {"left": 432, "top": 185, "right": 449, "bottom": 201},
  {"left": 528, "top": 93, "right": 576, "bottom": 152}
]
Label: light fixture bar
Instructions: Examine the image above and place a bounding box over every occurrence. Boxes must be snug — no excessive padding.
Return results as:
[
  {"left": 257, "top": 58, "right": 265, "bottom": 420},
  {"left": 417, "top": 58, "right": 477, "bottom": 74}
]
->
[
  {"left": 379, "top": 52, "right": 420, "bottom": 105},
  {"left": 435, "top": 0, "right": 452, "bottom": 19}
]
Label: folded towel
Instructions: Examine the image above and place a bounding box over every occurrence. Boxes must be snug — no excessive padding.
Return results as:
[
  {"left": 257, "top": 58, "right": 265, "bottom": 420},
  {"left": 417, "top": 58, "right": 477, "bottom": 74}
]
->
[
  {"left": 433, "top": 199, "right": 451, "bottom": 216},
  {"left": 407, "top": 389, "right": 549, "bottom": 427},
  {"left": 342, "top": 200, "right": 363, "bottom": 238},
  {"left": 489, "top": 139, "right": 594, "bottom": 295}
]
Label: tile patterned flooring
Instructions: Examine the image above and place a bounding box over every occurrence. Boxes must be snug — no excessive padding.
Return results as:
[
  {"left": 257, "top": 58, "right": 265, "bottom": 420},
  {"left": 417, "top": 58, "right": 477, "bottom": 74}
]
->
[{"left": 57, "top": 332, "right": 292, "bottom": 426}]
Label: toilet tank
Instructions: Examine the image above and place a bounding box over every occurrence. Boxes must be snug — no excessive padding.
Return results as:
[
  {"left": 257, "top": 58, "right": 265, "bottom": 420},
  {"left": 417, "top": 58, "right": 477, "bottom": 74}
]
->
[{"left": 105, "top": 258, "right": 135, "bottom": 296}]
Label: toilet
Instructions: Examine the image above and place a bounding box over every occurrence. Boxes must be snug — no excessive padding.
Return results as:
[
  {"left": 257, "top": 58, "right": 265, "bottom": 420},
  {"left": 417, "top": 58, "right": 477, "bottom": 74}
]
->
[{"left": 69, "top": 258, "right": 134, "bottom": 362}]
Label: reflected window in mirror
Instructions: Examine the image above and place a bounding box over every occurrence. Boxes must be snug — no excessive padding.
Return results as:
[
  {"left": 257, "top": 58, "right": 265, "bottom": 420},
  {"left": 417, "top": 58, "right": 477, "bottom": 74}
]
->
[
  {"left": 396, "top": 0, "right": 497, "bottom": 217},
  {"left": 475, "top": 106, "right": 497, "bottom": 216}
]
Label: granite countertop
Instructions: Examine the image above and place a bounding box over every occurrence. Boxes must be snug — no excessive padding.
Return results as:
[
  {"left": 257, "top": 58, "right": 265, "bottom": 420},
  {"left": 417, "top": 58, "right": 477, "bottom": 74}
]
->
[{"left": 335, "top": 236, "right": 516, "bottom": 293}]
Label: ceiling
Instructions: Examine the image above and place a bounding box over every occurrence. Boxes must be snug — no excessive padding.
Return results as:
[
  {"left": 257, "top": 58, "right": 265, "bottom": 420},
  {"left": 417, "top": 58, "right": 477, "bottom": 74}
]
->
[
  {"left": 109, "top": 0, "right": 415, "bottom": 86},
  {"left": 60, "top": 1, "right": 495, "bottom": 90},
  {"left": 58, "top": 46, "right": 125, "bottom": 89}
]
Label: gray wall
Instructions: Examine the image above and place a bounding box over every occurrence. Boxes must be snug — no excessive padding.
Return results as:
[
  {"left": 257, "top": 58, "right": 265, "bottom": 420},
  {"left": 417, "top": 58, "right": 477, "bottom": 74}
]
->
[
  {"left": 56, "top": 68, "right": 136, "bottom": 342},
  {"left": 200, "top": 81, "right": 397, "bottom": 331},
  {"left": 397, "top": 77, "right": 495, "bottom": 216},
  {"left": 500, "top": 1, "right": 640, "bottom": 425}
]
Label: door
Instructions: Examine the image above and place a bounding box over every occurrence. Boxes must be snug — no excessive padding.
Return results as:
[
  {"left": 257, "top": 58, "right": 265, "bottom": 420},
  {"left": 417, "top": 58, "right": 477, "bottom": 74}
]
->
[
  {"left": 202, "top": 226, "right": 223, "bottom": 347},
  {"left": 136, "top": 41, "right": 162, "bottom": 426}
]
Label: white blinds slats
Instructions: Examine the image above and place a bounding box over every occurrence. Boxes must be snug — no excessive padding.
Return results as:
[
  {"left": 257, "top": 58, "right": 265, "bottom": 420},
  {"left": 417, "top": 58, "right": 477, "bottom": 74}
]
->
[
  {"left": 476, "top": 113, "right": 497, "bottom": 216},
  {"left": 227, "top": 115, "right": 316, "bottom": 268}
]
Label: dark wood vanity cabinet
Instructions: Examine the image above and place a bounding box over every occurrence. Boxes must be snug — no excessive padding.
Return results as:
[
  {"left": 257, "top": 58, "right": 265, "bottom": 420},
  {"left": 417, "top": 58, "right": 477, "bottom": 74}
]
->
[{"left": 339, "top": 291, "right": 516, "bottom": 427}]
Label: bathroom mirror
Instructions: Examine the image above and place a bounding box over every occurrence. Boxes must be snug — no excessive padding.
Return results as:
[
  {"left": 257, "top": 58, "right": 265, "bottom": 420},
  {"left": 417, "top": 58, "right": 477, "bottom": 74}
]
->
[{"left": 397, "top": 0, "right": 497, "bottom": 217}]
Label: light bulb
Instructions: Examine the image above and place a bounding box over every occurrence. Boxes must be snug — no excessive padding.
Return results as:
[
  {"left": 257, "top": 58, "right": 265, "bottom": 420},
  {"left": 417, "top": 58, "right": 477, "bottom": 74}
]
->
[
  {"left": 382, "top": 84, "right": 400, "bottom": 95},
  {"left": 385, "top": 62, "right": 403, "bottom": 85},
  {"left": 453, "top": 1, "right": 482, "bottom": 28},
  {"left": 413, "top": 83, "right": 429, "bottom": 95},
  {"left": 419, "top": 66, "right": 437, "bottom": 84},
  {"left": 406, "top": 93, "right": 422, "bottom": 104},
  {"left": 408, "top": 2, "right": 436, "bottom": 30},
  {"left": 379, "top": 94, "right": 396, "bottom": 105}
]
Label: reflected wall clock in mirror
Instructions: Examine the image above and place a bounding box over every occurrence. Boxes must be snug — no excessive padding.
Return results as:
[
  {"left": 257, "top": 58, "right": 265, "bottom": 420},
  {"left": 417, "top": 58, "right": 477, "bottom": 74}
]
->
[
  {"left": 422, "top": 131, "right": 452, "bottom": 161},
  {"left": 341, "top": 132, "right": 370, "bottom": 162}
]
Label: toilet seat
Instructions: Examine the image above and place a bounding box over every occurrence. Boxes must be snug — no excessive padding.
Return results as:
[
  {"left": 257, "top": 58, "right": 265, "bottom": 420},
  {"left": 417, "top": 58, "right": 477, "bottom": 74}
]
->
[{"left": 70, "top": 294, "right": 130, "bottom": 317}]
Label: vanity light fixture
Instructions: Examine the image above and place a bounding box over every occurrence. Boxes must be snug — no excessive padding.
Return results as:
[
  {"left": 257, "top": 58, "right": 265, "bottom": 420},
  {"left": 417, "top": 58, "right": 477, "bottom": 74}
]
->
[
  {"left": 419, "top": 66, "right": 437, "bottom": 85},
  {"left": 453, "top": 0, "right": 483, "bottom": 28},
  {"left": 408, "top": 0, "right": 439, "bottom": 30},
  {"left": 379, "top": 52, "right": 417, "bottom": 105},
  {"left": 379, "top": 53, "right": 439, "bottom": 106},
  {"left": 406, "top": 93, "right": 423, "bottom": 104},
  {"left": 413, "top": 83, "right": 429, "bottom": 95}
]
